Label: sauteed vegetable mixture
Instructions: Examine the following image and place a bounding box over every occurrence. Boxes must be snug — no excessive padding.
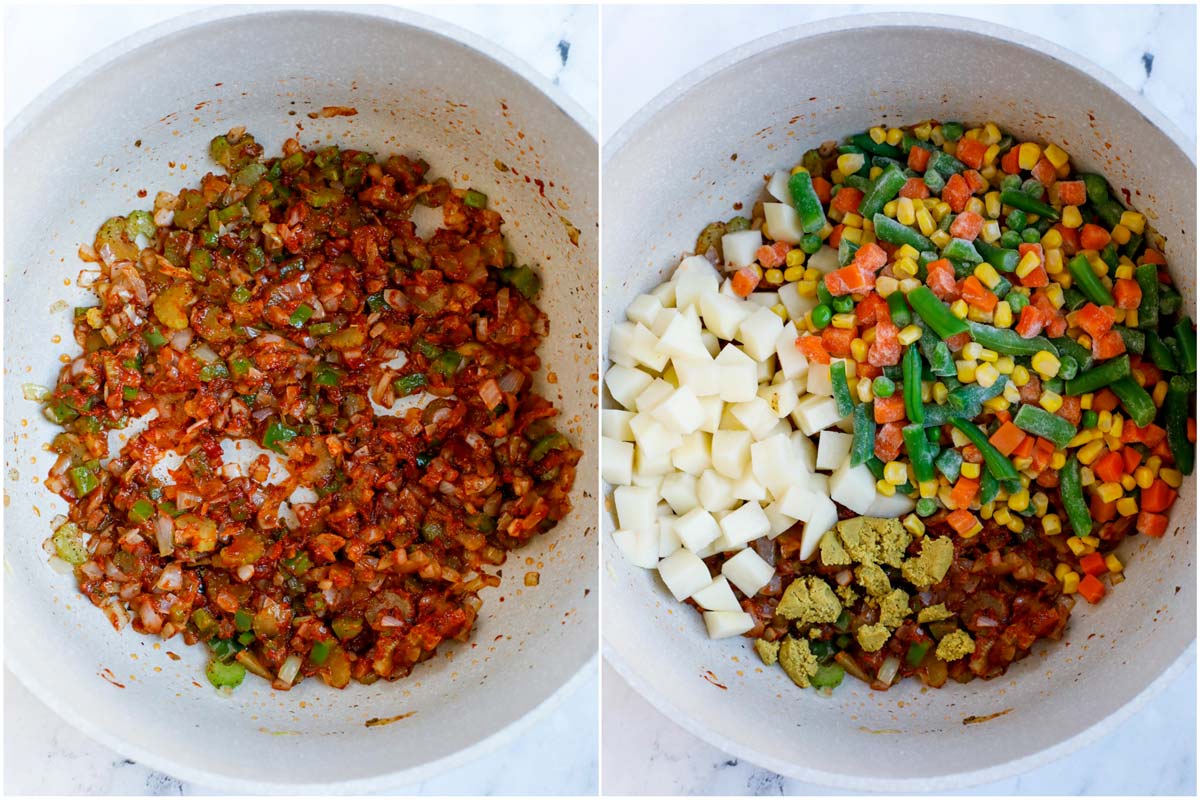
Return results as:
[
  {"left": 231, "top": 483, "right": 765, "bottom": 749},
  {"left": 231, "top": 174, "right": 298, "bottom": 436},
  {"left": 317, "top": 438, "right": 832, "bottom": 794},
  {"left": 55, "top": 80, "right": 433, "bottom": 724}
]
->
[
  {"left": 40, "top": 128, "right": 579, "bottom": 691},
  {"left": 605, "top": 119, "right": 1193, "bottom": 692}
]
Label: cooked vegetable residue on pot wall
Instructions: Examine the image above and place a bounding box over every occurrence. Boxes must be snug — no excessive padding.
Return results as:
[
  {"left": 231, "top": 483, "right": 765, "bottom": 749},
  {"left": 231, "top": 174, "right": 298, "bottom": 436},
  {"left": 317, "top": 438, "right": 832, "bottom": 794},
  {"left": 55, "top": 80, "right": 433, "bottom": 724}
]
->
[
  {"left": 39, "top": 127, "right": 581, "bottom": 691},
  {"left": 604, "top": 118, "right": 1193, "bottom": 693}
]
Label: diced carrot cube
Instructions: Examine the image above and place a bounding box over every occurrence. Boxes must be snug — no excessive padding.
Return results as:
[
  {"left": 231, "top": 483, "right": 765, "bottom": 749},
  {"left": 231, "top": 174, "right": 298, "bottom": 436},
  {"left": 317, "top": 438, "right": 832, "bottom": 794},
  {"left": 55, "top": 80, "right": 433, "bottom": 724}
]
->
[
  {"left": 1136, "top": 511, "right": 1169, "bottom": 538},
  {"left": 1079, "top": 224, "right": 1112, "bottom": 251},
  {"left": 1113, "top": 278, "right": 1142, "bottom": 310},
  {"left": 960, "top": 274, "right": 997, "bottom": 311},
  {"left": 949, "top": 477, "right": 980, "bottom": 509},
  {"left": 1076, "top": 303, "right": 1115, "bottom": 339},
  {"left": 946, "top": 508, "right": 979, "bottom": 535},
  {"left": 1001, "top": 147, "right": 1021, "bottom": 174},
  {"left": 898, "top": 177, "right": 930, "bottom": 199},
  {"left": 873, "top": 394, "right": 907, "bottom": 424},
  {"left": 942, "top": 173, "right": 971, "bottom": 213},
  {"left": 1015, "top": 304, "right": 1045, "bottom": 338},
  {"left": 949, "top": 211, "right": 984, "bottom": 241},
  {"left": 828, "top": 224, "right": 845, "bottom": 247},
  {"left": 813, "top": 176, "right": 833, "bottom": 204},
  {"left": 797, "top": 335, "right": 831, "bottom": 365},
  {"left": 1057, "top": 181, "right": 1087, "bottom": 206},
  {"left": 874, "top": 421, "right": 905, "bottom": 462},
  {"left": 988, "top": 421, "right": 1027, "bottom": 456},
  {"left": 1141, "top": 479, "right": 1177, "bottom": 513},
  {"left": 955, "top": 137, "right": 987, "bottom": 170},
  {"left": 832, "top": 188, "right": 863, "bottom": 214},
  {"left": 1077, "top": 573, "right": 1106, "bottom": 604},
  {"left": 731, "top": 267, "right": 760, "bottom": 298},
  {"left": 1079, "top": 552, "right": 1108, "bottom": 577},
  {"left": 1092, "top": 330, "right": 1126, "bottom": 360},
  {"left": 1093, "top": 450, "right": 1125, "bottom": 484},
  {"left": 1031, "top": 157, "right": 1057, "bottom": 188},
  {"left": 925, "top": 258, "right": 958, "bottom": 300},
  {"left": 821, "top": 325, "right": 857, "bottom": 359},
  {"left": 907, "top": 146, "right": 931, "bottom": 172},
  {"left": 963, "top": 170, "right": 986, "bottom": 194}
]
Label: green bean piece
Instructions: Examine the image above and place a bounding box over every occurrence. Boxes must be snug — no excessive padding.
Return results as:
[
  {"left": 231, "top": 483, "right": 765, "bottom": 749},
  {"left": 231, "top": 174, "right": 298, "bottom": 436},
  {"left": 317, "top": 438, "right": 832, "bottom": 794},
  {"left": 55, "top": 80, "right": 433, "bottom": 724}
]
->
[
  {"left": 902, "top": 346, "right": 924, "bottom": 424},
  {"left": 1110, "top": 376, "right": 1157, "bottom": 427},
  {"left": 941, "top": 238, "right": 982, "bottom": 264},
  {"left": 848, "top": 133, "right": 903, "bottom": 159},
  {"left": 1060, "top": 456, "right": 1092, "bottom": 537},
  {"left": 858, "top": 163, "right": 907, "bottom": 220},
  {"left": 1066, "top": 254, "right": 1116, "bottom": 306},
  {"left": 1012, "top": 404, "right": 1076, "bottom": 449},
  {"left": 916, "top": 323, "right": 957, "bottom": 377},
  {"left": 850, "top": 403, "right": 876, "bottom": 467},
  {"left": 1065, "top": 355, "right": 1131, "bottom": 396},
  {"left": 928, "top": 150, "right": 966, "bottom": 179},
  {"left": 1080, "top": 174, "right": 1110, "bottom": 204},
  {"left": 1160, "top": 284, "right": 1183, "bottom": 316},
  {"left": 886, "top": 292, "right": 911, "bottom": 328},
  {"left": 969, "top": 322, "right": 1058, "bottom": 358},
  {"left": 1145, "top": 331, "right": 1180, "bottom": 373},
  {"left": 920, "top": 400, "right": 981, "bottom": 428},
  {"left": 788, "top": 171, "right": 828, "bottom": 234},
  {"left": 1093, "top": 199, "right": 1123, "bottom": 228},
  {"left": 829, "top": 360, "right": 854, "bottom": 418},
  {"left": 1052, "top": 336, "right": 1094, "bottom": 372},
  {"left": 934, "top": 447, "right": 963, "bottom": 482},
  {"left": 948, "top": 376, "right": 1008, "bottom": 413},
  {"left": 1165, "top": 376, "right": 1195, "bottom": 475},
  {"left": 999, "top": 189, "right": 1059, "bottom": 221},
  {"left": 974, "top": 240, "right": 1020, "bottom": 273},
  {"left": 873, "top": 213, "right": 934, "bottom": 252},
  {"left": 949, "top": 418, "right": 1019, "bottom": 482},
  {"left": 1174, "top": 316, "right": 1196, "bottom": 373},
  {"left": 907, "top": 286, "right": 968, "bottom": 339},
  {"left": 1112, "top": 325, "right": 1145, "bottom": 355},
  {"left": 1134, "top": 263, "right": 1160, "bottom": 330},
  {"left": 903, "top": 423, "right": 936, "bottom": 483}
]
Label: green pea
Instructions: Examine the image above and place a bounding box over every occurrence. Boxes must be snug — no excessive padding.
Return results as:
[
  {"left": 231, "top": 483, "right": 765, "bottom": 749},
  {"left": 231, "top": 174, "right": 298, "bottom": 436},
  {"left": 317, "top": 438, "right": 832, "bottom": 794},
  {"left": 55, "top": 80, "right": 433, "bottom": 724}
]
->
[
  {"left": 801, "top": 233, "right": 822, "bottom": 254},
  {"left": 811, "top": 304, "right": 833, "bottom": 330},
  {"left": 1021, "top": 227, "right": 1042, "bottom": 244},
  {"left": 916, "top": 497, "right": 939, "bottom": 517},
  {"left": 831, "top": 295, "right": 854, "bottom": 314},
  {"left": 1006, "top": 209, "right": 1027, "bottom": 231},
  {"left": 872, "top": 376, "right": 895, "bottom": 398},
  {"left": 1000, "top": 230, "right": 1022, "bottom": 249}
]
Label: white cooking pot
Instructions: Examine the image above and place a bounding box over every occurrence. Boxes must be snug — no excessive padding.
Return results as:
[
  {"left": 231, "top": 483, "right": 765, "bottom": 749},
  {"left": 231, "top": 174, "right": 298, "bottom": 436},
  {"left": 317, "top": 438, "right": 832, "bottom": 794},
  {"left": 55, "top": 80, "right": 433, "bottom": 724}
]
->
[{"left": 602, "top": 14, "right": 1194, "bottom": 791}]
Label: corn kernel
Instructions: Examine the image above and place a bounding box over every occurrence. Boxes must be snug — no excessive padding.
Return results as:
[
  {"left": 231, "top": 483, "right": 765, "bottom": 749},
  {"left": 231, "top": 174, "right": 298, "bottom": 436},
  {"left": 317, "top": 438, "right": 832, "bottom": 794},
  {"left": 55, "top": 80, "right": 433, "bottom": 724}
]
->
[
  {"left": 912, "top": 207, "right": 934, "bottom": 236},
  {"left": 1030, "top": 351, "right": 1060, "bottom": 380},
  {"left": 993, "top": 506, "right": 1012, "bottom": 526},
  {"left": 1011, "top": 365, "right": 1030, "bottom": 387},
  {"left": 1041, "top": 229, "right": 1063, "bottom": 249},
  {"left": 1115, "top": 496, "right": 1139, "bottom": 517},
  {"left": 837, "top": 153, "right": 865, "bottom": 175},
  {"left": 1120, "top": 210, "right": 1146, "bottom": 234},
  {"left": 841, "top": 227, "right": 863, "bottom": 245},
  {"left": 1006, "top": 517, "right": 1025, "bottom": 535},
  {"left": 983, "top": 143, "right": 1000, "bottom": 166},
  {"left": 771, "top": 303, "right": 788, "bottom": 320},
  {"left": 883, "top": 461, "right": 907, "bottom": 485},
  {"left": 1113, "top": 264, "right": 1134, "bottom": 281},
  {"left": 1110, "top": 224, "right": 1131, "bottom": 246},
  {"left": 867, "top": 126, "right": 887, "bottom": 145},
  {"left": 850, "top": 337, "right": 868, "bottom": 363},
  {"left": 893, "top": 257, "right": 918, "bottom": 278},
  {"left": 764, "top": 268, "right": 784, "bottom": 285},
  {"left": 976, "top": 363, "right": 1000, "bottom": 389},
  {"left": 876, "top": 275, "right": 899, "bottom": 298},
  {"left": 831, "top": 313, "right": 856, "bottom": 330},
  {"left": 965, "top": 197, "right": 985, "bottom": 217},
  {"left": 897, "top": 324, "right": 922, "bottom": 346},
  {"left": 1126, "top": 308, "right": 1139, "bottom": 328},
  {"left": 1032, "top": 492, "right": 1049, "bottom": 516},
  {"left": 1094, "top": 482, "right": 1123, "bottom": 503},
  {"left": 1097, "top": 409, "right": 1113, "bottom": 433},
  {"left": 950, "top": 299, "right": 969, "bottom": 319},
  {"left": 1077, "top": 439, "right": 1106, "bottom": 465},
  {"left": 854, "top": 376, "right": 873, "bottom": 403},
  {"left": 868, "top": 166, "right": 883, "bottom": 181},
  {"left": 1147, "top": 455, "right": 1163, "bottom": 473},
  {"left": 818, "top": 223, "right": 833, "bottom": 240},
  {"left": 1015, "top": 250, "right": 1042, "bottom": 278},
  {"left": 1152, "top": 380, "right": 1169, "bottom": 408},
  {"left": 960, "top": 461, "right": 981, "bottom": 480},
  {"left": 1120, "top": 474, "right": 1137, "bottom": 492},
  {"left": 899, "top": 277, "right": 922, "bottom": 294},
  {"left": 882, "top": 199, "right": 898, "bottom": 218},
  {"left": 956, "top": 360, "right": 978, "bottom": 383},
  {"left": 901, "top": 514, "right": 925, "bottom": 539},
  {"left": 930, "top": 230, "right": 952, "bottom": 249},
  {"left": 1055, "top": 562, "right": 1072, "bottom": 581},
  {"left": 796, "top": 280, "right": 818, "bottom": 298},
  {"left": 1044, "top": 284, "right": 1065, "bottom": 309},
  {"left": 983, "top": 191, "right": 1002, "bottom": 219},
  {"left": 783, "top": 266, "right": 804, "bottom": 282},
  {"left": 862, "top": 327, "right": 876, "bottom": 345},
  {"left": 1131, "top": 467, "right": 1154, "bottom": 492},
  {"left": 1008, "top": 489, "right": 1030, "bottom": 512},
  {"left": 1066, "top": 537, "right": 1089, "bottom": 557},
  {"left": 896, "top": 197, "right": 916, "bottom": 226},
  {"left": 1051, "top": 452, "right": 1067, "bottom": 470},
  {"left": 1044, "top": 143, "right": 1070, "bottom": 168},
  {"left": 917, "top": 480, "right": 938, "bottom": 500},
  {"left": 993, "top": 301, "right": 1013, "bottom": 329},
  {"left": 1062, "top": 205, "right": 1082, "bottom": 229},
  {"left": 1105, "top": 554, "right": 1124, "bottom": 573},
  {"left": 1161, "top": 468, "right": 1184, "bottom": 488},
  {"left": 1062, "top": 571, "right": 1080, "bottom": 593},
  {"left": 785, "top": 248, "right": 806, "bottom": 268},
  {"left": 886, "top": 127, "right": 904, "bottom": 146},
  {"left": 980, "top": 220, "right": 1001, "bottom": 243},
  {"left": 843, "top": 212, "right": 864, "bottom": 229},
  {"left": 875, "top": 479, "right": 896, "bottom": 497},
  {"left": 1018, "top": 142, "right": 1042, "bottom": 170},
  {"left": 1079, "top": 392, "right": 1094, "bottom": 410}
]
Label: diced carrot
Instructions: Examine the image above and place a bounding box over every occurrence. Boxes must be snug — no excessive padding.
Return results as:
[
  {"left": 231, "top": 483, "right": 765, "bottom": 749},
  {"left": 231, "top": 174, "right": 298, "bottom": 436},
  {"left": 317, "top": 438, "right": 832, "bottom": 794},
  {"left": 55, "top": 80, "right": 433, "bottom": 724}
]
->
[
  {"left": 1113, "top": 278, "right": 1142, "bottom": 310},
  {"left": 826, "top": 265, "right": 873, "bottom": 296},
  {"left": 1018, "top": 242, "right": 1044, "bottom": 264},
  {"left": 857, "top": 361, "right": 882, "bottom": 380},
  {"left": 1012, "top": 434, "right": 1036, "bottom": 459},
  {"left": 831, "top": 188, "right": 864, "bottom": 214},
  {"left": 950, "top": 477, "right": 980, "bottom": 509},
  {"left": 1136, "top": 511, "right": 1169, "bottom": 538},
  {"left": 1029, "top": 438, "right": 1055, "bottom": 473},
  {"left": 1139, "top": 248, "right": 1167, "bottom": 266},
  {"left": 1092, "top": 388, "right": 1120, "bottom": 412},
  {"left": 925, "top": 258, "right": 958, "bottom": 300},
  {"left": 1077, "top": 573, "right": 1106, "bottom": 604},
  {"left": 828, "top": 223, "right": 845, "bottom": 247},
  {"left": 945, "top": 509, "right": 979, "bottom": 535},
  {"left": 1054, "top": 224, "right": 1080, "bottom": 256},
  {"left": 812, "top": 176, "right": 833, "bottom": 204},
  {"left": 1020, "top": 265, "right": 1048, "bottom": 288},
  {"left": 730, "top": 267, "right": 760, "bottom": 298},
  {"left": 955, "top": 137, "right": 987, "bottom": 170},
  {"left": 945, "top": 331, "right": 971, "bottom": 351},
  {"left": 1015, "top": 304, "right": 1045, "bottom": 338},
  {"left": 1090, "top": 494, "right": 1117, "bottom": 524},
  {"left": 961, "top": 444, "right": 983, "bottom": 464},
  {"left": 1093, "top": 450, "right": 1125, "bottom": 484},
  {"left": 821, "top": 325, "right": 857, "bottom": 359},
  {"left": 874, "top": 421, "right": 905, "bottom": 462},
  {"left": 1075, "top": 303, "right": 1114, "bottom": 339},
  {"left": 1056, "top": 395, "right": 1082, "bottom": 426},
  {"left": 1079, "top": 224, "right": 1111, "bottom": 251},
  {"left": 873, "top": 394, "right": 907, "bottom": 424},
  {"left": 797, "top": 336, "right": 831, "bottom": 365},
  {"left": 960, "top": 274, "right": 997, "bottom": 311},
  {"left": 994, "top": 409, "right": 1012, "bottom": 425},
  {"left": 867, "top": 319, "right": 902, "bottom": 367},
  {"left": 1079, "top": 552, "right": 1108, "bottom": 577},
  {"left": 1141, "top": 479, "right": 1177, "bottom": 513},
  {"left": 1001, "top": 146, "right": 1021, "bottom": 174},
  {"left": 898, "top": 177, "right": 930, "bottom": 200},
  {"left": 854, "top": 293, "right": 890, "bottom": 327},
  {"left": 942, "top": 173, "right": 971, "bottom": 213},
  {"left": 988, "top": 421, "right": 1027, "bottom": 457},
  {"left": 756, "top": 244, "right": 785, "bottom": 268},
  {"left": 1092, "top": 330, "right": 1126, "bottom": 360},
  {"left": 907, "top": 145, "right": 931, "bottom": 172},
  {"left": 1057, "top": 181, "right": 1087, "bottom": 206},
  {"left": 949, "top": 211, "right": 984, "bottom": 241},
  {"left": 1122, "top": 446, "right": 1142, "bottom": 474},
  {"left": 1045, "top": 314, "right": 1068, "bottom": 338},
  {"left": 853, "top": 242, "right": 888, "bottom": 273},
  {"left": 1120, "top": 419, "right": 1168, "bottom": 444},
  {"left": 963, "top": 169, "right": 986, "bottom": 194},
  {"left": 1132, "top": 357, "right": 1161, "bottom": 388},
  {"left": 1031, "top": 157, "right": 1057, "bottom": 188}
]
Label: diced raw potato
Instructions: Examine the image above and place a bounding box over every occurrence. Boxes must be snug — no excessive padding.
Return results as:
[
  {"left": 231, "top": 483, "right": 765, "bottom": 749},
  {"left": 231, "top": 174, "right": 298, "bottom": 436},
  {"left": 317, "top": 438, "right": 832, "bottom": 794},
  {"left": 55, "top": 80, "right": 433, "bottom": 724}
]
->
[
  {"left": 698, "top": 396, "right": 724, "bottom": 433},
  {"left": 690, "top": 575, "right": 742, "bottom": 612},
  {"left": 626, "top": 294, "right": 664, "bottom": 328},
  {"left": 675, "top": 254, "right": 721, "bottom": 280},
  {"left": 634, "top": 379, "right": 676, "bottom": 413},
  {"left": 675, "top": 272, "right": 720, "bottom": 311},
  {"left": 631, "top": 472, "right": 664, "bottom": 493},
  {"left": 671, "top": 431, "right": 712, "bottom": 476},
  {"left": 710, "top": 430, "right": 753, "bottom": 478},
  {"left": 658, "top": 518, "right": 683, "bottom": 558},
  {"left": 806, "top": 362, "right": 833, "bottom": 396},
  {"left": 674, "top": 358, "right": 723, "bottom": 397},
  {"left": 866, "top": 491, "right": 917, "bottom": 517},
  {"left": 714, "top": 346, "right": 759, "bottom": 403},
  {"left": 630, "top": 413, "right": 683, "bottom": 453},
  {"left": 715, "top": 343, "right": 755, "bottom": 367},
  {"left": 605, "top": 364, "right": 653, "bottom": 409},
  {"left": 766, "top": 170, "right": 792, "bottom": 203},
  {"left": 792, "top": 395, "right": 843, "bottom": 436},
  {"left": 650, "top": 280, "right": 676, "bottom": 308},
  {"left": 658, "top": 548, "right": 712, "bottom": 601},
  {"left": 718, "top": 405, "right": 744, "bottom": 431},
  {"left": 747, "top": 291, "right": 780, "bottom": 308},
  {"left": 816, "top": 430, "right": 854, "bottom": 471},
  {"left": 747, "top": 435, "right": 794, "bottom": 499},
  {"left": 661, "top": 362, "right": 680, "bottom": 388},
  {"left": 628, "top": 323, "right": 669, "bottom": 372},
  {"left": 602, "top": 409, "right": 636, "bottom": 441},
  {"left": 759, "top": 380, "right": 798, "bottom": 418},
  {"left": 737, "top": 307, "right": 783, "bottom": 362},
  {"left": 764, "top": 420, "right": 792, "bottom": 441},
  {"left": 778, "top": 486, "right": 820, "bottom": 522},
  {"left": 775, "top": 323, "right": 810, "bottom": 383},
  {"left": 755, "top": 356, "right": 776, "bottom": 384},
  {"left": 721, "top": 229, "right": 763, "bottom": 267},
  {"left": 721, "top": 548, "right": 775, "bottom": 597},
  {"left": 649, "top": 307, "right": 677, "bottom": 337},
  {"left": 719, "top": 277, "right": 738, "bottom": 298},
  {"left": 718, "top": 501, "right": 770, "bottom": 548},
  {"left": 601, "top": 437, "right": 634, "bottom": 486},
  {"left": 763, "top": 202, "right": 804, "bottom": 244},
  {"left": 697, "top": 469, "right": 736, "bottom": 512},
  {"left": 608, "top": 321, "right": 637, "bottom": 368},
  {"left": 829, "top": 460, "right": 877, "bottom": 515},
  {"left": 778, "top": 281, "right": 817, "bottom": 321},
  {"left": 703, "top": 610, "right": 755, "bottom": 639},
  {"left": 807, "top": 245, "right": 840, "bottom": 273},
  {"left": 763, "top": 499, "right": 798, "bottom": 538},
  {"left": 661, "top": 472, "right": 700, "bottom": 515},
  {"left": 612, "top": 528, "right": 658, "bottom": 568},
  {"left": 613, "top": 485, "right": 657, "bottom": 530},
  {"left": 699, "top": 291, "right": 752, "bottom": 341},
  {"left": 730, "top": 397, "right": 778, "bottom": 440},
  {"left": 634, "top": 443, "right": 674, "bottom": 476},
  {"left": 701, "top": 331, "right": 720, "bottom": 358},
  {"left": 673, "top": 506, "right": 722, "bottom": 552},
  {"left": 791, "top": 431, "right": 818, "bottom": 473},
  {"left": 651, "top": 386, "right": 705, "bottom": 434},
  {"left": 731, "top": 474, "right": 768, "bottom": 502},
  {"left": 800, "top": 494, "right": 838, "bottom": 559},
  {"left": 656, "top": 313, "right": 709, "bottom": 362}
]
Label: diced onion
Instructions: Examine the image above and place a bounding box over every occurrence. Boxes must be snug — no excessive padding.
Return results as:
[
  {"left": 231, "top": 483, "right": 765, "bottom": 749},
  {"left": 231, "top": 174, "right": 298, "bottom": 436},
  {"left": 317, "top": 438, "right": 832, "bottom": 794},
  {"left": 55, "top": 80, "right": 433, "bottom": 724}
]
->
[
  {"left": 278, "top": 654, "right": 302, "bottom": 686},
  {"left": 878, "top": 656, "right": 901, "bottom": 686},
  {"left": 21, "top": 383, "right": 50, "bottom": 402}
]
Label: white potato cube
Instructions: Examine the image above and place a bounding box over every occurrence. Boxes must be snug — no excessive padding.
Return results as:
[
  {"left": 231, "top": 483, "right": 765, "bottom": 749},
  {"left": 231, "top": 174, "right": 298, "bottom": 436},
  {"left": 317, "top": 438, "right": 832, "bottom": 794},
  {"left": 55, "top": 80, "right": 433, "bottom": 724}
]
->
[
  {"left": 806, "top": 362, "right": 833, "bottom": 397},
  {"left": 612, "top": 528, "right": 658, "bottom": 569},
  {"left": 658, "top": 518, "right": 683, "bottom": 558},
  {"left": 722, "top": 229, "right": 763, "bottom": 267},
  {"left": 866, "top": 491, "right": 917, "bottom": 517},
  {"left": 791, "top": 431, "right": 818, "bottom": 473},
  {"left": 738, "top": 307, "right": 784, "bottom": 362},
  {"left": 631, "top": 473, "right": 664, "bottom": 493},
  {"left": 601, "top": 437, "right": 634, "bottom": 486},
  {"left": 778, "top": 281, "right": 817, "bottom": 321},
  {"left": 674, "top": 358, "right": 723, "bottom": 398},
  {"left": 661, "top": 472, "right": 700, "bottom": 516},
  {"left": 703, "top": 610, "right": 755, "bottom": 639},
  {"left": 750, "top": 433, "right": 805, "bottom": 499},
  {"left": 673, "top": 506, "right": 722, "bottom": 552},
  {"left": 763, "top": 202, "right": 804, "bottom": 244},
  {"left": 778, "top": 486, "right": 820, "bottom": 522},
  {"left": 697, "top": 469, "right": 736, "bottom": 512},
  {"left": 800, "top": 493, "right": 839, "bottom": 560},
  {"left": 626, "top": 293, "right": 664, "bottom": 328},
  {"left": 747, "top": 291, "right": 780, "bottom": 308},
  {"left": 755, "top": 356, "right": 776, "bottom": 385},
  {"left": 766, "top": 170, "right": 792, "bottom": 204},
  {"left": 792, "top": 395, "right": 844, "bottom": 436},
  {"left": 807, "top": 245, "right": 839, "bottom": 273},
  {"left": 605, "top": 364, "right": 653, "bottom": 409},
  {"left": 608, "top": 321, "right": 637, "bottom": 368},
  {"left": 730, "top": 397, "right": 778, "bottom": 441},
  {"left": 719, "top": 502, "right": 770, "bottom": 548},
  {"left": 722, "top": 548, "right": 775, "bottom": 597},
  {"left": 634, "top": 443, "right": 674, "bottom": 477},
  {"left": 774, "top": 322, "right": 810, "bottom": 383},
  {"left": 651, "top": 386, "right": 705, "bottom": 434},
  {"left": 759, "top": 380, "right": 798, "bottom": 418},
  {"left": 816, "top": 430, "right": 854, "bottom": 471},
  {"left": 764, "top": 499, "right": 799, "bottom": 539},
  {"left": 634, "top": 379, "right": 675, "bottom": 413},
  {"left": 714, "top": 345, "right": 759, "bottom": 403},
  {"left": 628, "top": 323, "right": 669, "bottom": 372},
  {"left": 657, "top": 313, "right": 710, "bottom": 362},
  {"left": 829, "top": 460, "right": 878, "bottom": 516},
  {"left": 710, "top": 429, "right": 753, "bottom": 479},
  {"left": 731, "top": 474, "right": 768, "bottom": 502},
  {"left": 658, "top": 548, "right": 712, "bottom": 602},
  {"left": 613, "top": 485, "right": 657, "bottom": 531},
  {"left": 671, "top": 431, "right": 712, "bottom": 476},
  {"left": 691, "top": 575, "right": 742, "bottom": 612},
  {"left": 650, "top": 280, "right": 676, "bottom": 308},
  {"left": 698, "top": 395, "right": 724, "bottom": 433},
  {"left": 630, "top": 413, "right": 683, "bottom": 452},
  {"left": 602, "top": 409, "right": 636, "bottom": 441},
  {"left": 675, "top": 272, "right": 720, "bottom": 312},
  {"left": 701, "top": 331, "right": 720, "bottom": 358},
  {"left": 699, "top": 291, "right": 752, "bottom": 341},
  {"left": 675, "top": 254, "right": 721, "bottom": 281}
]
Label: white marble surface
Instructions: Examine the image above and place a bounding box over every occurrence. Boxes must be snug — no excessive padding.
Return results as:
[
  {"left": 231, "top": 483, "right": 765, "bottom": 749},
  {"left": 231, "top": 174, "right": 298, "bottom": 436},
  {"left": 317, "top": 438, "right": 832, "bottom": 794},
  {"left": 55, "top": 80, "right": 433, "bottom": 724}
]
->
[
  {"left": 601, "top": 4, "right": 1196, "bottom": 796},
  {"left": 3, "top": 4, "right": 598, "bottom": 796}
]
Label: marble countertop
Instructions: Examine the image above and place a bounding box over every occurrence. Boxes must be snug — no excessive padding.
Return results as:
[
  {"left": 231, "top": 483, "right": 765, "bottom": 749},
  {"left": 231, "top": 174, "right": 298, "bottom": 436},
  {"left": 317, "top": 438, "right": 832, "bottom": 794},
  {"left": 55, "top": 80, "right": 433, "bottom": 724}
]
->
[
  {"left": 601, "top": 4, "right": 1195, "bottom": 796},
  {"left": 2, "top": 4, "right": 597, "bottom": 796}
]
